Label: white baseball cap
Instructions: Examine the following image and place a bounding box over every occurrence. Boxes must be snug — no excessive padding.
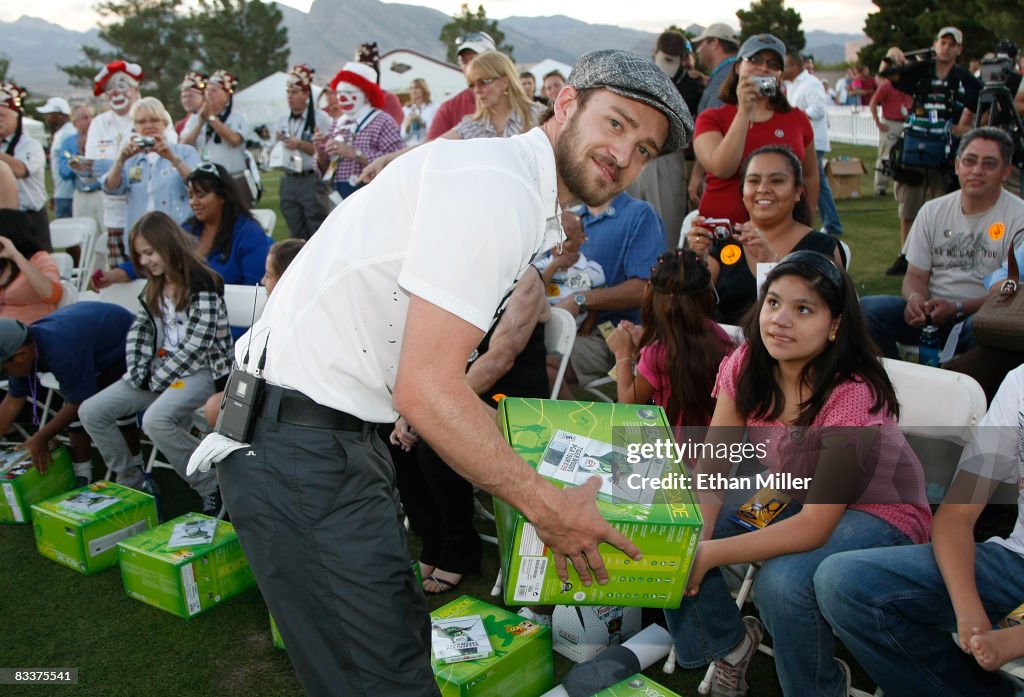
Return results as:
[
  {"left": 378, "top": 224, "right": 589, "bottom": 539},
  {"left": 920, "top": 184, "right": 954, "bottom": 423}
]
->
[{"left": 37, "top": 97, "right": 71, "bottom": 115}]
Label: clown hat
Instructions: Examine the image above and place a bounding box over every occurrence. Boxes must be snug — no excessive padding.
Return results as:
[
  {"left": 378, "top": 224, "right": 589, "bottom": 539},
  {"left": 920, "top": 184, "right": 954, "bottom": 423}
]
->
[
  {"left": 329, "top": 62, "right": 384, "bottom": 109},
  {"left": 93, "top": 60, "right": 143, "bottom": 96},
  {"left": 181, "top": 71, "right": 207, "bottom": 92},
  {"left": 287, "top": 65, "right": 315, "bottom": 91},
  {"left": 208, "top": 70, "right": 238, "bottom": 94},
  {"left": 0, "top": 82, "right": 27, "bottom": 114}
]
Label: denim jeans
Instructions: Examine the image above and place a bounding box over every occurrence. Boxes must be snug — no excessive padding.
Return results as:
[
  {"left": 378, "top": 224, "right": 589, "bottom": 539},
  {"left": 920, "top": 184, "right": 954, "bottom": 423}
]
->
[
  {"left": 815, "top": 542, "right": 1024, "bottom": 696},
  {"left": 664, "top": 503, "right": 911, "bottom": 697},
  {"left": 817, "top": 151, "right": 843, "bottom": 236},
  {"left": 861, "top": 294, "right": 976, "bottom": 359}
]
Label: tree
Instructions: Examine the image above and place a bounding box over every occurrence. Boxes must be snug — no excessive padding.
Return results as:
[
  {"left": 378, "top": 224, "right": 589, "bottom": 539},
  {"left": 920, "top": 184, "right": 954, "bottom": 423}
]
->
[
  {"left": 859, "top": 0, "right": 998, "bottom": 69},
  {"left": 60, "top": 0, "right": 196, "bottom": 110},
  {"left": 439, "top": 4, "right": 514, "bottom": 64},
  {"left": 974, "top": 0, "right": 1024, "bottom": 53},
  {"left": 191, "top": 0, "right": 289, "bottom": 88},
  {"left": 736, "top": 0, "right": 805, "bottom": 52}
]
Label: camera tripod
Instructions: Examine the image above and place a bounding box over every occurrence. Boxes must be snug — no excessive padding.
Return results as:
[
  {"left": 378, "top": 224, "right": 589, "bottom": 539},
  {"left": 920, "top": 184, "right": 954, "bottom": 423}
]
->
[{"left": 974, "top": 83, "right": 1024, "bottom": 195}]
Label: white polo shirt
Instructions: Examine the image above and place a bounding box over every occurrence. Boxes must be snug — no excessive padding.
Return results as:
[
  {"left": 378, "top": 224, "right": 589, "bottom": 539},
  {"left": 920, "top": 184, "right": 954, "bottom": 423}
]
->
[
  {"left": 240, "top": 126, "right": 562, "bottom": 422},
  {"left": 1, "top": 133, "right": 47, "bottom": 211},
  {"left": 273, "top": 109, "right": 332, "bottom": 173},
  {"left": 86, "top": 109, "right": 178, "bottom": 230},
  {"left": 184, "top": 110, "right": 249, "bottom": 174}
]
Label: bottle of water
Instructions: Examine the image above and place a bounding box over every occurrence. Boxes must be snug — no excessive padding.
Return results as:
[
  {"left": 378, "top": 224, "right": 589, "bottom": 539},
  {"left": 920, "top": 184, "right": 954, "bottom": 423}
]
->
[
  {"left": 919, "top": 315, "right": 940, "bottom": 367},
  {"left": 141, "top": 470, "right": 163, "bottom": 522}
]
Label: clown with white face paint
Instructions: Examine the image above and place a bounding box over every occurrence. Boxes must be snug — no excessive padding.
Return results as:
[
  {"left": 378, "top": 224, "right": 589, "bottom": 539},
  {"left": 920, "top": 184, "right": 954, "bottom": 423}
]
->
[
  {"left": 315, "top": 62, "right": 404, "bottom": 199},
  {"left": 83, "top": 60, "right": 178, "bottom": 265}
]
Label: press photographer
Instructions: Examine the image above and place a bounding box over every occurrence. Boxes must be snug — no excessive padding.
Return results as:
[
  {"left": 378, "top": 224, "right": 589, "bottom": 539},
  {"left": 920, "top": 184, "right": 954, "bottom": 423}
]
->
[{"left": 878, "top": 27, "right": 982, "bottom": 277}]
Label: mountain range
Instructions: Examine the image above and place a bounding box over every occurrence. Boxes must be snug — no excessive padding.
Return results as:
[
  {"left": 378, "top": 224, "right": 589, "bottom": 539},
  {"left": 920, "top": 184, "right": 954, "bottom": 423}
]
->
[{"left": 0, "top": 0, "right": 866, "bottom": 97}]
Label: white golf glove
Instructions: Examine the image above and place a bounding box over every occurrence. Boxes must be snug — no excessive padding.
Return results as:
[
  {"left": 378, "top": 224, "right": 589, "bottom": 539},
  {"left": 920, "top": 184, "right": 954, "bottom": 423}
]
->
[{"left": 187, "top": 432, "right": 250, "bottom": 475}]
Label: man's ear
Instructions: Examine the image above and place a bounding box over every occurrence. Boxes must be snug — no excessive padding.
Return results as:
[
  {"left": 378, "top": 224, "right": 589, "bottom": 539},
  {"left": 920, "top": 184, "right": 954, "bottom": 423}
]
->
[{"left": 552, "top": 85, "right": 580, "bottom": 123}]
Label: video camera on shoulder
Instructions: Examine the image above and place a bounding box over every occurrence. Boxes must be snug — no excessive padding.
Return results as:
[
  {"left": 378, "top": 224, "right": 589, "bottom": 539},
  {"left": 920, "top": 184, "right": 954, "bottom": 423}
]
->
[{"left": 878, "top": 48, "right": 936, "bottom": 78}]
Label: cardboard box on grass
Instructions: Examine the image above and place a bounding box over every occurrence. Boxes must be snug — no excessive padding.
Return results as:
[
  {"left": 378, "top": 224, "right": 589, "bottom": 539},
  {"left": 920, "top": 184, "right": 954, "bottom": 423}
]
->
[
  {"left": 431, "top": 595, "right": 552, "bottom": 697},
  {"left": 496, "top": 399, "right": 702, "bottom": 607},
  {"left": 825, "top": 158, "right": 866, "bottom": 199},
  {"left": 594, "top": 673, "right": 682, "bottom": 697},
  {"left": 0, "top": 445, "right": 74, "bottom": 524},
  {"left": 32, "top": 480, "right": 156, "bottom": 575},
  {"left": 552, "top": 604, "right": 642, "bottom": 662},
  {"left": 118, "top": 512, "right": 255, "bottom": 618}
]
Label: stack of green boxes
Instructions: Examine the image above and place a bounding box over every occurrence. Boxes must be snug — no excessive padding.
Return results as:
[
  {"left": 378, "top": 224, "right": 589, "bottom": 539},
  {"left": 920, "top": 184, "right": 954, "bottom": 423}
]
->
[
  {"left": 496, "top": 399, "right": 703, "bottom": 607},
  {"left": 32, "top": 480, "right": 157, "bottom": 574},
  {"left": 431, "top": 595, "right": 553, "bottom": 696},
  {"left": 0, "top": 446, "right": 74, "bottom": 524},
  {"left": 117, "top": 512, "right": 256, "bottom": 618}
]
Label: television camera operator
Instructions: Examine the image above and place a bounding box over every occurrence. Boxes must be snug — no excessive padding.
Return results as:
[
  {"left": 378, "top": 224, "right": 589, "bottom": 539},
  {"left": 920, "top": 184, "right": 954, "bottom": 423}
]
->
[{"left": 879, "top": 27, "right": 982, "bottom": 276}]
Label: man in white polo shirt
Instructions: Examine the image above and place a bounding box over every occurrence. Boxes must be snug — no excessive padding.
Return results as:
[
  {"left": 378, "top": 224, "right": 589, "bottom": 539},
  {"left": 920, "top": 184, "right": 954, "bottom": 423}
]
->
[
  {"left": 204, "top": 50, "right": 692, "bottom": 696},
  {"left": 0, "top": 82, "right": 49, "bottom": 249}
]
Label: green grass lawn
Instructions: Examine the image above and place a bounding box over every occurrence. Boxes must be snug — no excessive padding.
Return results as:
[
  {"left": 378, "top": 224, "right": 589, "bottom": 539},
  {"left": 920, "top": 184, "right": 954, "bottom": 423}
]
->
[{"left": 3, "top": 144, "right": 898, "bottom": 696}]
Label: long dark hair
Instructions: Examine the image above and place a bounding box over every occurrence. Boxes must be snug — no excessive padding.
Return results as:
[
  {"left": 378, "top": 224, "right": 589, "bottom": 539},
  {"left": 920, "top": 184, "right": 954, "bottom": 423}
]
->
[
  {"left": 739, "top": 145, "right": 811, "bottom": 226},
  {"left": 0, "top": 209, "right": 44, "bottom": 287},
  {"left": 719, "top": 61, "right": 792, "bottom": 112},
  {"left": 186, "top": 162, "right": 252, "bottom": 263},
  {"left": 129, "top": 211, "right": 222, "bottom": 318},
  {"left": 637, "top": 250, "right": 731, "bottom": 427},
  {"left": 735, "top": 252, "right": 898, "bottom": 426}
]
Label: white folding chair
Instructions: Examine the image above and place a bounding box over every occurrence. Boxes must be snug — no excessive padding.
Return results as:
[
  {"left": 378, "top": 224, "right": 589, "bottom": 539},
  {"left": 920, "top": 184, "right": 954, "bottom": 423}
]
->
[
  {"left": 545, "top": 307, "right": 576, "bottom": 400},
  {"left": 49, "top": 217, "right": 99, "bottom": 291},
  {"left": 52, "top": 252, "right": 74, "bottom": 282},
  {"left": 679, "top": 209, "right": 700, "bottom": 249},
  {"left": 223, "top": 283, "right": 269, "bottom": 326},
  {"left": 250, "top": 209, "right": 277, "bottom": 237},
  {"left": 81, "top": 279, "right": 147, "bottom": 314}
]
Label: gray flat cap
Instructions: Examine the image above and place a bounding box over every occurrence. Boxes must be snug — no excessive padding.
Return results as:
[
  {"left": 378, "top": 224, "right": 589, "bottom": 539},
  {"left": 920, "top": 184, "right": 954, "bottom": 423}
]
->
[{"left": 567, "top": 49, "right": 694, "bottom": 153}]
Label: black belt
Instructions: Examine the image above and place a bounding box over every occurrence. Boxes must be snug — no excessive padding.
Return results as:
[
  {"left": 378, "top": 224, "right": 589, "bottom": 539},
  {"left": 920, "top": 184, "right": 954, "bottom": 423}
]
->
[
  {"left": 261, "top": 384, "right": 365, "bottom": 431},
  {"left": 284, "top": 170, "right": 315, "bottom": 177}
]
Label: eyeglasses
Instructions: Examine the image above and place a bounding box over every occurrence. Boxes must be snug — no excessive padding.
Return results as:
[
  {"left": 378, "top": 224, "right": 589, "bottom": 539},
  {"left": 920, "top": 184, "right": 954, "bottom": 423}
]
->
[
  {"left": 469, "top": 77, "right": 498, "bottom": 90},
  {"left": 744, "top": 55, "right": 784, "bottom": 71},
  {"left": 958, "top": 155, "right": 1004, "bottom": 171},
  {"left": 455, "top": 31, "right": 494, "bottom": 46},
  {"left": 191, "top": 162, "right": 223, "bottom": 180}
]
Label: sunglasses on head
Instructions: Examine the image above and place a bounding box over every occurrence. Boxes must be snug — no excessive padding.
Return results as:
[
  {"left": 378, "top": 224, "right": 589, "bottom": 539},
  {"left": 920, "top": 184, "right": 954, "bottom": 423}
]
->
[
  {"left": 455, "top": 31, "right": 492, "bottom": 46},
  {"left": 192, "top": 162, "right": 223, "bottom": 180}
]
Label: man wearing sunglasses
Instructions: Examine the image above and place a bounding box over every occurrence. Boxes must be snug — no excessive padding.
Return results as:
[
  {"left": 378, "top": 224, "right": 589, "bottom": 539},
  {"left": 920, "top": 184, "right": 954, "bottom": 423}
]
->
[{"left": 201, "top": 49, "right": 692, "bottom": 697}]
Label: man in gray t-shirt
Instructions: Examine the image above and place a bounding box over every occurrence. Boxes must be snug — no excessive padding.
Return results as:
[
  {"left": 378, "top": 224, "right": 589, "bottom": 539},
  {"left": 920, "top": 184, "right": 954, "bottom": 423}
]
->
[
  {"left": 862, "top": 127, "right": 1024, "bottom": 359},
  {"left": 688, "top": 23, "right": 740, "bottom": 206}
]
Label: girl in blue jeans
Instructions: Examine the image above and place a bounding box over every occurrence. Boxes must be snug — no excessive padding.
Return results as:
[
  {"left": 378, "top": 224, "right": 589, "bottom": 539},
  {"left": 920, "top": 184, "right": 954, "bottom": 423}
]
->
[
  {"left": 666, "top": 251, "right": 931, "bottom": 696},
  {"left": 79, "top": 211, "right": 232, "bottom": 515}
]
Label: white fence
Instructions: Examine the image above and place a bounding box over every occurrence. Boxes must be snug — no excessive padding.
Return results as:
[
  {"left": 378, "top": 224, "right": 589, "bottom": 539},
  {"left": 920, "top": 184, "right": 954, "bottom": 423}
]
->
[{"left": 826, "top": 105, "right": 881, "bottom": 147}]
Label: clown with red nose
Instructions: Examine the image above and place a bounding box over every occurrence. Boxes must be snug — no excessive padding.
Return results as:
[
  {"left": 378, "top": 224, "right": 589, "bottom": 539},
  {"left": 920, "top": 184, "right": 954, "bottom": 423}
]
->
[{"left": 316, "top": 62, "right": 404, "bottom": 200}]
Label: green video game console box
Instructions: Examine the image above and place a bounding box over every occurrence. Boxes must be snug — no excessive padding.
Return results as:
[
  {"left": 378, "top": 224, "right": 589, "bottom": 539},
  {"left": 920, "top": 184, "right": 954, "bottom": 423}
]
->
[
  {"left": 118, "top": 513, "right": 256, "bottom": 618},
  {"left": 0, "top": 445, "right": 74, "bottom": 524},
  {"left": 32, "top": 480, "right": 157, "bottom": 575},
  {"left": 594, "top": 673, "right": 682, "bottom": 696},
  {"left": 496, "top": 399, "right": 702, "bottom": 607},
  {"left": 431, "top": 595, "right": 553, "bottom": 697}
]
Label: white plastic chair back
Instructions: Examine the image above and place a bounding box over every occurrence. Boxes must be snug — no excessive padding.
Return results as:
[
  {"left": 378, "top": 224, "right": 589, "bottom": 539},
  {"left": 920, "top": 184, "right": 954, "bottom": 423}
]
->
[
  {"left": 250, "top": 209, "right": 276, "bottom": 237},
  {"left": 56, "top": 280, "right": 78, "bottom": 309},
  {"left": 544, "top": 307, "right": 576, "bottom": 400},
  {"left": 223, "top": 284, "right": 268, "bottom": 327}
]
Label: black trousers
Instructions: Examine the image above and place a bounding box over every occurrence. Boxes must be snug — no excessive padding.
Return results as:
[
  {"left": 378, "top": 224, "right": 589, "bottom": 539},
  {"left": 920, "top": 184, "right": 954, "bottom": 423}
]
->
[{"left": 218, "top": 387, "right": 439, "bottom": 697}]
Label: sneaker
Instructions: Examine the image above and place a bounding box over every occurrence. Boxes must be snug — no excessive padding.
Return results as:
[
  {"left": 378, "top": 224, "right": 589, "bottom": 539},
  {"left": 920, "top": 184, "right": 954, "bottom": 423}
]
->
[
  {"left": 710, "top": 616, "right": 763, "bottom": 697},
  {"left": 876, "top": 188, "right": 887, "bottom": 196},
  {"left": 201, "top": 488, "right": 223, "bottom": 517},
  {"left": 118, "top": 466, "right": 146, "bottom": 490},
  {"left": 885, "top": 254, "right": 908, "bottom": 276}
]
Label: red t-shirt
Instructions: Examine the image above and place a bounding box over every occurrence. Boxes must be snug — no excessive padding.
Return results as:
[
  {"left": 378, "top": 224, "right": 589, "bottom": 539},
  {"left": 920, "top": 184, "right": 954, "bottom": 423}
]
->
[
  {"left": 854, "top": 75, "right": 877, "bottom": 105},
  {"left": 427, "top": 89, "right": 476, "bottom": 140},
  {"left": 382, "top": 91, "right": 405, "bottom": 129},
  {"left": 874, "top": 80, "right": 913, "bottom": 122},
  {"left": 695, "top": 105, "right": 814, "bottom": 223}
]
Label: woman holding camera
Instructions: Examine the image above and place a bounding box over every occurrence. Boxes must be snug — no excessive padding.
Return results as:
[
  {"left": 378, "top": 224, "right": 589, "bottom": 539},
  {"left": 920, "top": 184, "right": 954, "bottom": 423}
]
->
[
  {"left": 687, "top": 146, "right": 839, "bottom": 325},
  {"left": 103, "top": 97, "right": 200, "bottom": 235},
  {"left": 694, "top": 34, "right": 818, "bottom": 225}
]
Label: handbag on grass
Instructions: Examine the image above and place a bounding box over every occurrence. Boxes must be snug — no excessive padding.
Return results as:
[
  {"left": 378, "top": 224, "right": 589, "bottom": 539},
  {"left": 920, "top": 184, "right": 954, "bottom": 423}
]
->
[{"left": 973, "top": 235, "right": 1024, "bottom": 352}]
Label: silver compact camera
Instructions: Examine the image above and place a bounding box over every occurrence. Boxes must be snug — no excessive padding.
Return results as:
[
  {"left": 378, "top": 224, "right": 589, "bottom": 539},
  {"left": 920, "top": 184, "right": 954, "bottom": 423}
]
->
[
  {"left": 131, "top": 134, "right": 156, "bottom": 149},
  {"left": 751, "top": 76, "right": 777, "bottom": 97}
]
